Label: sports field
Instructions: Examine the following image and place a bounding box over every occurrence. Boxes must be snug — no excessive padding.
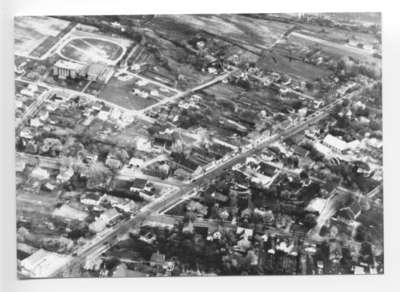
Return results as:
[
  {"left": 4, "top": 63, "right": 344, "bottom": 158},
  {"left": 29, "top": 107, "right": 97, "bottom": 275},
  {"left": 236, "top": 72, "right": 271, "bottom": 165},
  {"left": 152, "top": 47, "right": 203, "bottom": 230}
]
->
[{"left": 59, "top": 37, "right": 124, "bottom": 65}]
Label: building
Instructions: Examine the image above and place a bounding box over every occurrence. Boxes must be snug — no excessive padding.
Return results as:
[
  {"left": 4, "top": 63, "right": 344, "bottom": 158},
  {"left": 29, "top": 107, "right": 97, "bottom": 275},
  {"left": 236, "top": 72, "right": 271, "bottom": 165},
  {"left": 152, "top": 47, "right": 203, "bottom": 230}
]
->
[
  {"left": 89, "top": 208, "right": 120, "bottom": 233},
  {"left": 322, "top": 134, "right": 349, "bottom": 154},
  {"left": 129, "top": 157, "right": 145, "bottom": 168},
  {"left": 150, "top": 251, "right": 166, "bottom": 266},
  {"left": 56, "top": 167, "right": 74, "bottom": 183},
  {"left": 130, "top": 178, "right": 148, "bottom": 192},
  {"left": 53, "top": 60, "right": 86, "bottom": 79},
  {"left": 143, "top": 215, "right": 177, "bottom": 229},
  {"left": 53, "top": 60, "right": 113, "bottom": 84},
  {"left": 105, "top": 154, "right": 122, "bottom": 169},
  {"left": 87, "top": 63, "right": 114, "bottom": 83},
  {"left": 31, "top": 167, "right": 50, "bottom": 180},
  {"left": 80, "top": 193, "right": 103, "bottom": 206},
  {"left": 20, "top": 249, "right": 71, "bottom": 278}
]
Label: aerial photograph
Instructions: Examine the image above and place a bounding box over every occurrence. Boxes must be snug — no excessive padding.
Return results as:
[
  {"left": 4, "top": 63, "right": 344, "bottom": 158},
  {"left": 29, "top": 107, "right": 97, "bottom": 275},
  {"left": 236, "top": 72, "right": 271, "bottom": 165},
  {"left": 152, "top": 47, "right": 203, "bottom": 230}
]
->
[{"left": 14, "top": 13, "right": 383, "bottom": 278}]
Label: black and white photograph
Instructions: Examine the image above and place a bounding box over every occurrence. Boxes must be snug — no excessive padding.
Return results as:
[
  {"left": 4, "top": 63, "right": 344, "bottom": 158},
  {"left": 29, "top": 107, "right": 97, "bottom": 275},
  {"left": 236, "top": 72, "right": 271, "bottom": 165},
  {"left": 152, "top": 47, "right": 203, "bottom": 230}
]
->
[
  {"left": 12, "top": 11, "right": 384, "bottom": 279},
  {"left": 4, "top": 1, "right": 400, "bottom": 291}
]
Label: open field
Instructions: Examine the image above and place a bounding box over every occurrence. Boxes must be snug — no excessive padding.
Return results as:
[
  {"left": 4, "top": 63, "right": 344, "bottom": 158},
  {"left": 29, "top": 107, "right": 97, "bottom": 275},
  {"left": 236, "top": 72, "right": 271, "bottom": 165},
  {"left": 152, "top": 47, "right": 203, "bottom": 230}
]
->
[
  {"left": 14, "top": 16, "right": 73, "bottom": 59},
  {"left": 155, "top": 14, "right": 291, "bottom": 48},
  {"left": 94, "top": 76, "right": 160, "bottom": 110}
]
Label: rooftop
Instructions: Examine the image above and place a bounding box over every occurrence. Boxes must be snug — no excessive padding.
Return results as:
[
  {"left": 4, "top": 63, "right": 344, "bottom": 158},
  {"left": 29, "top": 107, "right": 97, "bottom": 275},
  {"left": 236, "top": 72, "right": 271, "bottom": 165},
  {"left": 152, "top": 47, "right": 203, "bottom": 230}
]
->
[
  {"left": 54, "top": 60, "right": 85, "bottom": 71},
  {"left": 131, "top": 178, "right": 148, "bottom": 189},
  {"left": 20, "top": 249, "right": 71, "bottom": 278},
  {"left": 323, "top": 134, "right": 349, "bottom": 152}
]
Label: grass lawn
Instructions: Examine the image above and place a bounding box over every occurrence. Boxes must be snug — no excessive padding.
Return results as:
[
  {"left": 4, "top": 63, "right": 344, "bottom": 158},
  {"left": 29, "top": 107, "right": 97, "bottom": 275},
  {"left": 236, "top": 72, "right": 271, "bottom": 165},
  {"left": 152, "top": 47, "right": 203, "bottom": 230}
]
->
[{"left": 97, "top": 77, "right": 159, "bottom": 110}]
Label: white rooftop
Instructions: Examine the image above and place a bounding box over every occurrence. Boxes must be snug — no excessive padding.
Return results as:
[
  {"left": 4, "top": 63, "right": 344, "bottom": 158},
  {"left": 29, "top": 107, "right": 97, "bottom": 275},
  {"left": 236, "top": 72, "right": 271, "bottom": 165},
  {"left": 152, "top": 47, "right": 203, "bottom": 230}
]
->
[
  {"left": 20, "top": 249, "right": 71, "bottom": 278},
  {"left": 54, "top": 60, "right": 85, "bottom": 71},
  {"left": 323, "top": 134, "right": 349, "bottom": 152}
]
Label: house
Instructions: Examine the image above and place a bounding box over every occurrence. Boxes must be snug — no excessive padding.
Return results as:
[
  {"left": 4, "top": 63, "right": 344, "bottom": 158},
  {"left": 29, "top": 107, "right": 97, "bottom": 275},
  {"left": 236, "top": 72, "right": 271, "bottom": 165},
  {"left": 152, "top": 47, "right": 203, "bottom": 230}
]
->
[
  {"left": 258, "top": 162, "right": 277, "bottom": 177},
  {"left": 329, "top": 241, "right": 343, "bottom": 263},
  {"left": 89, "top": 208, "right": 120, "bottom": 233},
  {"left": 101, "top": 208, "right": 120, "bottom": 224},
  {"left": 56, "top": 167, "right": 74, "bottom": 183},
  {"left": 187, "top": 201, "right": 208, "bottom": 217},
  {"left": 150, "top": 251, "right": 166, "bottom": 266},
  {"left": 182, "top": 221, "right": 194, "bottom": 233},
  {"left": 292, "top": 145, "right": 309, "bottom": 158},
  {"left": 20, "top": 127, "right": 35, "bottom": 139},
  {"left": 284, "top": 132, "right": 304, "bottom": 146},
  {"left": 16, "top": 160, "right": 26, "bottom": 172},
  {"left": 130, "top": 178, "right": 148, "bottom": 192},
  {"left": 153, "top": 134, "right": 173, "bottom": 148},
  {"left": 38, "top": 110, "right": 49, "bottom": 121},
  {"left": 30, "top": 118, "right": 42, "bottom": 128},
  {"left": 135, "top": 137, "right": 152, "bottom": 152},
  {"left": 80, "top": 193, "right": 102, "bottom": 206},
  {"left": 139, "top": 232, "right": 157, "bottom": 244},
  {"left": 105, "top": 155, "right": 122, "bottom": 169},
  {"left": 129, "top": 157, "right": 145, "bottom": 168},
  {"left": 42, "top": 182, "right": 56, "bottom": 192},
  {"left": 237, "top": 227, "right": 254, "bottom": 239},
  {"left": 143, "top": 215, "right": 177, "bottom": 230},
  {"left": 25, "top": 141, "right": 38, "bottom": 154},
  {"left": 84, "top": 152, "right": 98, "bottom": 163},
  {"left": 31, "top": 167, "right": 50, "bottom": 180},
  {"left": 97, "top": 110, "right": 109, "bottom": 121}
]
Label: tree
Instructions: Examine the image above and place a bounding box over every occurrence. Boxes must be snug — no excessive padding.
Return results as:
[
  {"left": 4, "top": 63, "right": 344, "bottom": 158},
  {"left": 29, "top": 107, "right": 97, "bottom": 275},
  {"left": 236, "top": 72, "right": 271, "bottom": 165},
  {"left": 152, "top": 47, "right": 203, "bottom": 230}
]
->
[
  {"left": 302, "top": 213, "right": 317, "bottom": 230},
  {"left": 354, "top": 225, "right": 367, "bottom": 242},
  {"left": 26, "top": 71, "right": 41, "bottom": 81}
]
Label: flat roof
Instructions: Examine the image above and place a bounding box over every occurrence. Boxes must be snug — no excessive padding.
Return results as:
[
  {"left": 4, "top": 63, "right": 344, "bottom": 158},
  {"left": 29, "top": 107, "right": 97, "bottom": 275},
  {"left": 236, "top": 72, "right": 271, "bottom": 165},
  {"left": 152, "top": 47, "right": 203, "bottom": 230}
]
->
[
  {"left": 54, "top": 59, "right": 85, "bottom": 71},
  {"left": 323, "top": 134, "right": 348, "bottom": 151},
  {"left": 20, "top": 249, "right": 71, "bottom": 278}
]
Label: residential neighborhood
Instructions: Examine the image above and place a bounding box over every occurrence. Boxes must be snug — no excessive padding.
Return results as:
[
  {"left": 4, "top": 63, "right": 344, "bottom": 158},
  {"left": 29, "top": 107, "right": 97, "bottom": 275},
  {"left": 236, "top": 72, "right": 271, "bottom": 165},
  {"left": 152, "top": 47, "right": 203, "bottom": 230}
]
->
[{"left": 14, "top": 13, "right": 383, "bottom": 278}]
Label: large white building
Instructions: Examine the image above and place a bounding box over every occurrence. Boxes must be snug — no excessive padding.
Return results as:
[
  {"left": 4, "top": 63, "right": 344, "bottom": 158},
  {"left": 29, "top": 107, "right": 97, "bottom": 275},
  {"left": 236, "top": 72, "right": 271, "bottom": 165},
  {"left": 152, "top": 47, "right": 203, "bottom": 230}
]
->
[
  {"left": 20, "top": 249, "right": 71, "bottom": 278},
  {"left": 53, "top": 60, "right": 113, "bottom": 83},
  {"left": 322, "top": 134, "right": 350, "bottom": 154},
  {"left": 53, "top": 60, "right": 86, "bottom": 79}
]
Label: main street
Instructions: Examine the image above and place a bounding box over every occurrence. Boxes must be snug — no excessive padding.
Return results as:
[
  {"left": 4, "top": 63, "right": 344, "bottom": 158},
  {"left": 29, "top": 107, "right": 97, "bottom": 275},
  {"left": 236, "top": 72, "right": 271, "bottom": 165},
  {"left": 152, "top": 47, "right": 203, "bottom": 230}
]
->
[{"left": 48, "top": 88, "right": 356, "bottom": 277}]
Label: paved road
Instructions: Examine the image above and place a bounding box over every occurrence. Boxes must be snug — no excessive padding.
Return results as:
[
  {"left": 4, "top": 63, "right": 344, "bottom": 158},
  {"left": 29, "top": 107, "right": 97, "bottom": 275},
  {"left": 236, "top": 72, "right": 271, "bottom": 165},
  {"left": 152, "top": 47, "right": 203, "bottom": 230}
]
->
[
  {"left": 138, "top": 70, "right": 236, "bottom": 114},
  {"left": 16, "top": 87, "right": 53, "bottom": 129}
]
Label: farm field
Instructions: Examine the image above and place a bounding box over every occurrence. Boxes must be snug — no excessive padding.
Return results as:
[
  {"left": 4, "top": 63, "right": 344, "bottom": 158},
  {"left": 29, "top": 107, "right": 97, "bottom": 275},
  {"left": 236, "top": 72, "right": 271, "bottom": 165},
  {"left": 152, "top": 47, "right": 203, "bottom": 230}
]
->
[{"left": 14, "top": 16, "right": 73, "bottom": 59}]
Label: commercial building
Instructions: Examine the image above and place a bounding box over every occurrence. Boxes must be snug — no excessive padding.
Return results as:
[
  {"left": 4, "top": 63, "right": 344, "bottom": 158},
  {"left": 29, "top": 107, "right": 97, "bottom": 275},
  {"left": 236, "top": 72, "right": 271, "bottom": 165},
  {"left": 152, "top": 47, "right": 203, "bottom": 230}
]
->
[
  {"left": 20, "top": 249, "right": 71, "bottom": 278},
  {"left": 322, "top": 134, "right": 349, "bottom": 154}
]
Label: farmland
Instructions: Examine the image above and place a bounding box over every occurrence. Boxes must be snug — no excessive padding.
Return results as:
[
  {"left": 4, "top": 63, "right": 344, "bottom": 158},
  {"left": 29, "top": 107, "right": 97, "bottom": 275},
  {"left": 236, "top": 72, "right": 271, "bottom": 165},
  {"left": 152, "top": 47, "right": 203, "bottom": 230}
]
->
[{"left": 14, "top": 16, "right": 74, "bottom": 59}]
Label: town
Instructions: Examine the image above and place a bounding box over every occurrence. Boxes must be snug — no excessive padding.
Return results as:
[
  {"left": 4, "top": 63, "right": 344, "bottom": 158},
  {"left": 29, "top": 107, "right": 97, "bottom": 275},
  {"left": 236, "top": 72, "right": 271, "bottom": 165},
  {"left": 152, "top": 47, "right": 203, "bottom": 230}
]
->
[{"left": 14, "top": 13, "right": 383, "bottom": 278}]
